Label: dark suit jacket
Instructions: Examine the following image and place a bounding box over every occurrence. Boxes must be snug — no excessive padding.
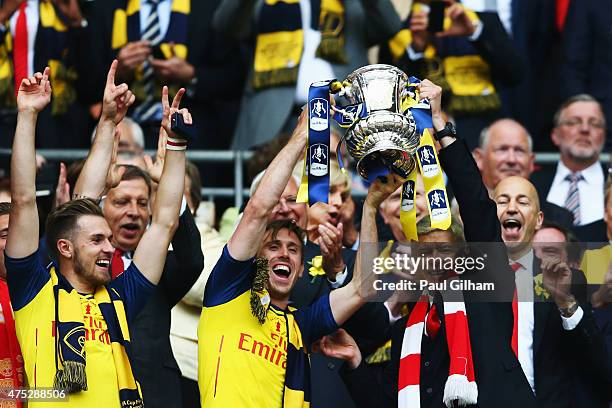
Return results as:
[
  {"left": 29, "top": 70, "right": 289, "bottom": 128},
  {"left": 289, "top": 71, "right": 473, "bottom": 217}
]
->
[
  {"left": 561, "top": 0, "right": 612, "bottom": 147},
  {"left": 290, "top": 240, "right": 357, "bottom": 408},
  {"left": 87, "top": 0, "right": 246, "bottom": 149},
  {"left": 530, "top": 163, "right": 608, "bottom": 242},
  {"left": 341, "top": 139, "right": 536, "bottom": 408},
  {"left": 528, "top": 257, "right": 609, "bottom": 408},
  {"left": 117, "top": 210, "right": 204, "bottom": 408}
]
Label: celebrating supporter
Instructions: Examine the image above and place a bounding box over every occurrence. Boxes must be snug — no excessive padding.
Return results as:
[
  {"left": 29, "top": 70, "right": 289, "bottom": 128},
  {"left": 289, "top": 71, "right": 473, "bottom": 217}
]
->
[
  {"left": 531, "top": 94, "right": 608, "bottom": 242},
  {"left": 4, "top": 65, "right": 186, "bottom": 407},
  {"left": 197, "top": 107, "right": 403, "bottom": 407},
  {"left": 321, "top": 79, "right": 535, "bottom": 408},
  {"left": 493, "top": 175, "right": 608, "bottom": 406},
  {"left": 214, "top": 0, "right": 403, "bottom": 150},
  {"left": 73, "top": 62, "right": 203, "bottom": 408}
]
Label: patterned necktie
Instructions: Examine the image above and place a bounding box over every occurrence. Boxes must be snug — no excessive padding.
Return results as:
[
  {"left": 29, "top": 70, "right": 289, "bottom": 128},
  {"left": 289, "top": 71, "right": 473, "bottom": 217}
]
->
[
  {"left": 510, "top": 262, "right": 522, "bottom": 357},
  {"left": 564, "top": 172, "right": 583, "bottom": 225},
  {"left": 133, "top": 0, "right": 162, "bottom": 123},
  {"left": 13, "top": 2, "right": 28, "bottom": 96}
]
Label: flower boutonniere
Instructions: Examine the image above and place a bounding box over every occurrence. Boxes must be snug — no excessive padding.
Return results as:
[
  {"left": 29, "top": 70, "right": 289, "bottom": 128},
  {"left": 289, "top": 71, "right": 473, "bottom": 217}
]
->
[
  {"left": 533, "top": 273, "right": 551, "bottom": 300},
  {"left": 308, "top": 255, "right": 326, "bottom": 283}
]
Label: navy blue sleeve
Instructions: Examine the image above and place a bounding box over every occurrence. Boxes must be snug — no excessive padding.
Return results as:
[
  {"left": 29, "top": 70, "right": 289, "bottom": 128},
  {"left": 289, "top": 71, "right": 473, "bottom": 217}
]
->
[
  {"left": 203, "top": 245, "right": 254, "bottom": 307},
  {"left": 110, "top": 262, "right": 156, "bottom": 321},
  {"left": 4, "top": 250, "right": 51, "bottom": 311},
  {"left": 294, "top": 294, "right": 338, "bottom": 346}
]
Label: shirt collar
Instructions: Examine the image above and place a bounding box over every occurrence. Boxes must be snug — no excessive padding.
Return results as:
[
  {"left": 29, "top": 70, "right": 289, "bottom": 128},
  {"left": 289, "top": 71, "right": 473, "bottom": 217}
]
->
[
  {"left": 557, "top": 160, "right": 604, "bottom": 185},
  {"left": 512, "top": 249, "right": 534, "bottom": 272}
]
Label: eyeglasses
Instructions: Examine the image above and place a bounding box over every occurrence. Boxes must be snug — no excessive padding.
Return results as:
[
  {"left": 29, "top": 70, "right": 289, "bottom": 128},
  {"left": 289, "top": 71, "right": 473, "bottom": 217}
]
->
[{"left": 558, "top": 118, "right": 606, "bottom": 129}]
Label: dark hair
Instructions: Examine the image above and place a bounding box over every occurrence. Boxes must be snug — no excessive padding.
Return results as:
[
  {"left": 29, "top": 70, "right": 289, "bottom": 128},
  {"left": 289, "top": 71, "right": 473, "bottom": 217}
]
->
[
  {"left": 185, "top": 161, "right": 202, "bottom": 216},
  {"left": 45, "top": 199, "right": 105, "bottom": 262},
  {"left": 264, "top": 220, "right": 306, "bottom": 260},
  {"left": 247, "top": 133, "right": 291, "bottom": 184},
  {"left": 538, "top": 220, "right": 584, "bottom": 264},
  {"left": 119, "top": 165, "right": 153, "bottom": 196},
  {"left": 0, "top": 202, "right": 10, "bottom": 216}
]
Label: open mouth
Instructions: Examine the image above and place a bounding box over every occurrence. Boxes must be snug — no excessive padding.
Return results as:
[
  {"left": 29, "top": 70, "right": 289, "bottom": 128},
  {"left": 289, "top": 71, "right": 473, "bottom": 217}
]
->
[
  {"left": 95, "top": 259, "right": 110, "bottom": 269},
  {"left": 502, "top": 218, "right": 522, "bottom": 239},
  {"left": 120, "top": 223, "right": 141, "bottom": 237},
  {"left": 272, "top": 264, "right": 291, "bottom": 280}
]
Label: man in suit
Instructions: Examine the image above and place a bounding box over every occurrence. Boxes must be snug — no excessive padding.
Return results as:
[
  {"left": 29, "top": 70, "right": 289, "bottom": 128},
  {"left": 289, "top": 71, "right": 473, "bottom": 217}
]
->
[
  {"left": 561, "top": 0, "right": 612, "bottom": 149},
  {"left": 73, "top": 67, "right": 204, "bottom": 407},
  {"left": 530, "top": 94, "right": 608, "bottom": 242},
  {"left": 88, "top": 0, "right": 246, "bottom": 151},
  {"left": 320, "top": 80, "right": 536, "bottom": 407},
  {"left": 474, "top": 118, "right": 574, "bottom": 228},
  {"left": 213, "top": 0, "right": 403, "bottom": 150}
]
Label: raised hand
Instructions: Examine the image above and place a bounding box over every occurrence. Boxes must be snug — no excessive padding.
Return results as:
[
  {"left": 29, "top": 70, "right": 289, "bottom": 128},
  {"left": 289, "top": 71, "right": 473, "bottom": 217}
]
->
[
  {"left": 319, "top": 222, "right": 345, "bottom": 280},
  {"left": 54, "top": 162, "right": 70, "bottom": 208},
  {"left": 436, "top": 1, "right": 478, "bottom": 38},
  {"left": 541, "top": 257, "right": 574, "bottom": 307},
  {"left": 101, "top": 60, "right": 135, "bottom": 125},
  {"left": 318, "top": 329, "right": 362, "bottom": 369},
  {"left": 105, "top": 129, "right": 126, "bottom": 190},
  {"left": 143, "top": 127, "right": 168, "bottom": 184},
  {"left": 365, "top": 173, "right": 407, "bottom": 209},
  {"left": 160, "top": 86, "right": 191, "bottom": 139},
  {"left": 17, "top": 67, "right": 51, "bottom": 113}
]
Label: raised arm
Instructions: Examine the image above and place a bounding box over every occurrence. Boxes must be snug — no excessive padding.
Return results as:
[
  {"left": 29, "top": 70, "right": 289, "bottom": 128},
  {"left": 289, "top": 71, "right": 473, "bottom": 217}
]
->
[
  {"left": 227, "top": 110, "right": 307, "bottom": 261},
  {"left": 329, "top": 175, "right": 405, "bottom": 325},
  {"left": 132, "top": 87, "right": 187, "bottom": 284},
  {"left": 6, "top": 68, "right": 52, "bottom": 258},
  {"left": 73, "top": 60, "right": 135, "bottom": 200}
]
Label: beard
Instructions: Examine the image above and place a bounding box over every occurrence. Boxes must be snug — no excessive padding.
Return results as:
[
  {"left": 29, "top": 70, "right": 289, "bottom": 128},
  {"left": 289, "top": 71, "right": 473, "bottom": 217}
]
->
[{"left": 73, "top": 249, "right": 111, "bottom": 288}]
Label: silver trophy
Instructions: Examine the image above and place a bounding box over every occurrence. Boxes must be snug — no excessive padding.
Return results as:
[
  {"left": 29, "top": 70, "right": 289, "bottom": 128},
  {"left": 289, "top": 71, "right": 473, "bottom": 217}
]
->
[{"left": 335, "top": 64, "right": 419, "bottom": 180}]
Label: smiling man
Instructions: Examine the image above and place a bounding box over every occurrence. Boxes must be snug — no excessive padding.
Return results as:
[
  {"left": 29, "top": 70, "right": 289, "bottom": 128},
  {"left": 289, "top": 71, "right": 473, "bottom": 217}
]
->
[
  {"left": 493, "top": 175, "right": 608, "bottom": 407},
  {"left": 198, "top": 109, "right": 401, "bottom": 407},
  {"left": 5, "top": 64, "right": 186, "bottom": 407}
]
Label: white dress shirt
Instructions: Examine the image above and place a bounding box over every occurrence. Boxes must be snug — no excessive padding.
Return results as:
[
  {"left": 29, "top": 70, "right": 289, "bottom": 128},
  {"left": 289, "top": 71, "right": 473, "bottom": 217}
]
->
[
  {"left": 9, "top": 0, "right": 39, "bottom": 77},
  {"left": 513, "top": 249, "right": 584, "bottom": 394},
  {"left": 294, "top": 0, "right": 336, "bottom": 105},
  {"left": 546, "top": 161, "right": 605, "bottom": 226}
]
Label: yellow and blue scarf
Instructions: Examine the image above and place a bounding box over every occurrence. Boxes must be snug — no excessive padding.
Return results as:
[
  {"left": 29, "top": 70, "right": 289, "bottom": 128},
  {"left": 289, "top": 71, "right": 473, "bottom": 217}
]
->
[
  {"left": 111, "top": 0, "right": 189, "bottom": 101},
  {"left": 388, "top": 3, "right": 500, "bottom": 115},
  {"left": 51, "top": 268, "right": 142, "bottom": 407},
  {"left": 0, "top": 2, "right": 77, "bottom": 114},
  {"left": 253, "top": 0, "right": 346, "bottom": 90}
]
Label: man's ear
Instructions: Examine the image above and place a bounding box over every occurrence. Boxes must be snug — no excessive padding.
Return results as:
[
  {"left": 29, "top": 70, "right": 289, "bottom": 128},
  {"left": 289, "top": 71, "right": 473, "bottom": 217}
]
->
[
  {"left": 473, "top": 148, "right": 484, "bottom": 171},
  {"left": 57, "top": 239, "right": 73, "bottom": 260},
  {"left": 534, "top": 211, "right": 544, "bottom": 231},
  {"left": 551, "top": 128, "right": 561, "bottom": 147}
]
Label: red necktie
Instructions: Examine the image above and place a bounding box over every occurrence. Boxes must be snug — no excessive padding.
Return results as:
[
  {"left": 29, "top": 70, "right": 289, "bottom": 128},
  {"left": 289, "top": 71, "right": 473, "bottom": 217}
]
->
[
  {"left": 510, "top": 262, "right": 522, "bottom": 357},
  {"left": 425, "top": 303, "right": 441, "bottom": 340},
  {"left": 111, "top": 248, "right": 124, "bottom": 279},
  {"left": 13, "top": 2, "right": 28, "bottom": 97},
  {"left": 556, "top": 0, "right": 570, "bottom": 33}
]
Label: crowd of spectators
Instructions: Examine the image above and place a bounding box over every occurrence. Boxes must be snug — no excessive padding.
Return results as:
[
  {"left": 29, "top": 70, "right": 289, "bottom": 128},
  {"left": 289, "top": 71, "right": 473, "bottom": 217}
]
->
[{"left": 0, "top": 0, "right": 611, "bottom": 408}]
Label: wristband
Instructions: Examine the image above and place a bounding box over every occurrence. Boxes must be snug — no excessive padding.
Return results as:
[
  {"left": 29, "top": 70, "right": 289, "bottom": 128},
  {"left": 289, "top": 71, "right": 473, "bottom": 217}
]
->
[{"left": 166, "top": 137, "right": 187, "bottom": 151}]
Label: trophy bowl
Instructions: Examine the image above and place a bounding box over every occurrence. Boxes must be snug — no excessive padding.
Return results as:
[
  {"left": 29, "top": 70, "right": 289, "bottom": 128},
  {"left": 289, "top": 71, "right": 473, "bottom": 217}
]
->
[{"left": 339, "top": 64, "right": 419, "bottom": 179}]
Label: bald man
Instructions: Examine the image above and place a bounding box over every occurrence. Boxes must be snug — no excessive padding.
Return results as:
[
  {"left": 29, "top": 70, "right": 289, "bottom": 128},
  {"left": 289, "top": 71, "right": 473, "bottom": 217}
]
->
[
  {"left": 473, "top": 119, "right": 574, "bottom": 229},
  {"left": 492, "top": 176, "right": 607, "bottom": 407}
]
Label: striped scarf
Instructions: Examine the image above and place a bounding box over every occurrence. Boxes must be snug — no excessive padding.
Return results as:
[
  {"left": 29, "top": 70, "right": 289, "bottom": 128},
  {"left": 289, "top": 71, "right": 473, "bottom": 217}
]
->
[
  {"left": 51, "top": 268, "right": 143, "bottom": 407},
  {"left": 398, "top": 288, "right": 477, "bottom": 408},
  {"left": 388, "top": 3, "right": 500, "bottom": 115},
  {"left": 111, "top": 0, "right": 189, "bottom": 103},
  {"left": 253, "top": 0, "right": 346, "bottom": 90},
  {"left": 0, "top": 1, "right": 77, "bottom": 114}
]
